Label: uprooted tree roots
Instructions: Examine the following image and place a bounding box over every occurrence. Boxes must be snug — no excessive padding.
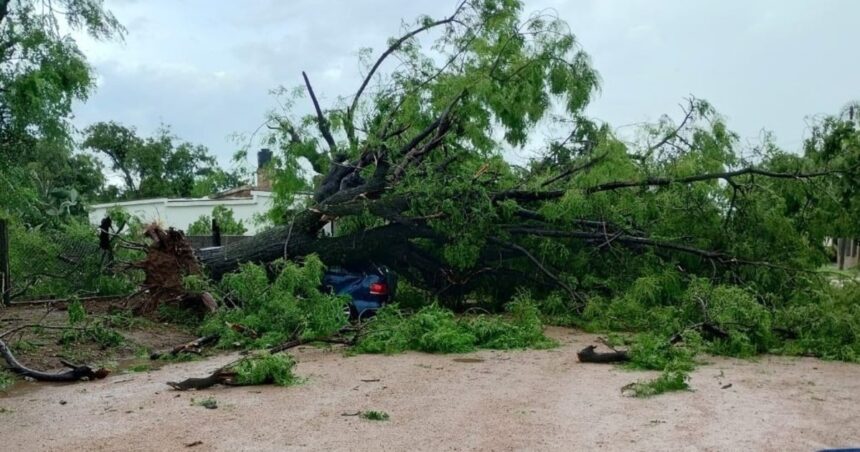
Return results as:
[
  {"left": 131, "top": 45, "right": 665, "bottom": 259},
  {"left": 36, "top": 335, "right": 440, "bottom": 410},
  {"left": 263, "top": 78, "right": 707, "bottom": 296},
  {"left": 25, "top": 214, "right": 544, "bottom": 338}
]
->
[{"left": 129, "top": 224, "right": 215, "bottom": 315}]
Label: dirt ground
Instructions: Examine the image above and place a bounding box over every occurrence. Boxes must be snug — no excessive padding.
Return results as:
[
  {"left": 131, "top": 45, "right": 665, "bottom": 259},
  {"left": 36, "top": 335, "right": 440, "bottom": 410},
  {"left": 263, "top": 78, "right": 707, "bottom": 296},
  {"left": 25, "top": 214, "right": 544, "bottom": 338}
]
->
[
  {"left": 1, "top": 327, "right": 858, "bottom": 451},
  {"left": 0, "top": 300, "right": 195, "bottom": 371}
]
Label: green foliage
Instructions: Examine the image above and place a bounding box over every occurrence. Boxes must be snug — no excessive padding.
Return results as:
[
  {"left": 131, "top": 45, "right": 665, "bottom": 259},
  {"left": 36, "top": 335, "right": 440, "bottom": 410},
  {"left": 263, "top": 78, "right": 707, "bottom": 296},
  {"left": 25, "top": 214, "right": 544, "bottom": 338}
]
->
[
  {"left": 0, "top": 0, "right": 123, "bottom": 225},
  {"left": 7, "top": 218, "right": 140, "bottom": 299},
  {"left": 67, "top": 298, "right": 86, "bottom": 325},
  {"left": 627, "top": 332, "right": 700, "bottom": 372},
  {"left": 354, "top": 297, "right": 555, "bottom": 354},
  {"left": 200, "top": 256, "right": 349, "bottom": 348},
  {"left": 774, "top": 283, "right": 860, "bottom": 361},
  {"left": 625, "top": 370, "right": 690, "bottom": 398},
  {"left": 59, "top": 299, "right": 124, "bottom": 348},
  {"left": 81, "top": 122, "right": 245, "bottom": 200},
  {"left": 0, "top": 370, "right": 15, "bottom": 392},
  {"left": 466, "top": 292, "right": 557, "bottom": 349},
  {"left": 360, "top": 410, "right": 390, "bottom": 421},
  {"left": 126, "top": 363, "right": 151, "bottom": 373},
  {"left": 232, "top": 353, "right": 298, "bottom": 387},
  {"left": 187, "top": 206, "right": 248, "bottom": 235}
]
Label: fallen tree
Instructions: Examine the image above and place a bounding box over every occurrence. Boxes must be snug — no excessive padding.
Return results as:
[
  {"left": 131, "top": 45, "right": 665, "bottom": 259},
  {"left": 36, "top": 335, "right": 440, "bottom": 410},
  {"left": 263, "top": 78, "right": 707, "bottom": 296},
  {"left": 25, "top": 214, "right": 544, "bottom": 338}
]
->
[
  {"left": 129, "top": 0, "right": 843, "bottom": 312},
  {"left": 133, "top": 2, "right": 858, "bottom": 373}
]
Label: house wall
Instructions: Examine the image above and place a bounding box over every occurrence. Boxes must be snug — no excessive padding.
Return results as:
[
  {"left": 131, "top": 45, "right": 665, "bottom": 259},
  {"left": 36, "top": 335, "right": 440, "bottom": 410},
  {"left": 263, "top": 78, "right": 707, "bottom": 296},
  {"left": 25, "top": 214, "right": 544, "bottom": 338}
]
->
[{"left": 88, "top": 191, "right": 275, "bottom": 236}]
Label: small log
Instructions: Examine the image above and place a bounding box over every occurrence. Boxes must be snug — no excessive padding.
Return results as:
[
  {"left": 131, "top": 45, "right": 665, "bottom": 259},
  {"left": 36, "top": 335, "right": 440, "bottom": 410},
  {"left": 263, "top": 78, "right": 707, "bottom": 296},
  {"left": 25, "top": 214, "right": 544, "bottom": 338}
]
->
[
  {"left": 0, "top": 338, "right": 109, "bottom": 382},
  {"left": 167, "top": 368, "right": 237, "bottom": 391},
  {"left": 577, "top": 345, "right": 629, "bottom": 363}
]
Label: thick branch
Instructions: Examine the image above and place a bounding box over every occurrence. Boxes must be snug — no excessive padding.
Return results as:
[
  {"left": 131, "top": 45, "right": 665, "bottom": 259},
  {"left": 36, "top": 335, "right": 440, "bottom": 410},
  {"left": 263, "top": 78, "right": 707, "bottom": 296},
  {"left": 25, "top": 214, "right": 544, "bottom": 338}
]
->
[
  {"left": 495, "top": 166, "right": 841, "bottom": 201},
  {"left": 0, "top": 338, "right": 109, "bottom": 382},
  {"left": 302, "top": 71, "right": 337, "bottom": 152},
  {"left": 585, "top": 167, "right": 839, "bottom": 194}
]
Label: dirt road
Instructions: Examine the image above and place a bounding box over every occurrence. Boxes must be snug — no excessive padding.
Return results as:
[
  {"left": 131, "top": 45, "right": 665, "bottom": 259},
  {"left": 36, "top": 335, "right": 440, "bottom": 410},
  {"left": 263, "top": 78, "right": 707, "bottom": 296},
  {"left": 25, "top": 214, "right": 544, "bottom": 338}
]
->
[{"left": 1, "top": 327, "right": 857, "bottom": 451}]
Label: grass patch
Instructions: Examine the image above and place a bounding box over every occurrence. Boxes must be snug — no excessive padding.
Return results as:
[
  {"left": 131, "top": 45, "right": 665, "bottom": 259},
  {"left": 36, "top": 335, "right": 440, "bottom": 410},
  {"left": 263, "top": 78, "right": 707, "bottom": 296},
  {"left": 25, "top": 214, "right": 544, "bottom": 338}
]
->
[
  {"left": 360, "top": 410, "right": 390, "bottom": 421},
  {"left": 0, "top": 370, "right": 15, "bottom": 391},
  {"left": 126, "top": 363, "right": 151, "bottom": 373}
]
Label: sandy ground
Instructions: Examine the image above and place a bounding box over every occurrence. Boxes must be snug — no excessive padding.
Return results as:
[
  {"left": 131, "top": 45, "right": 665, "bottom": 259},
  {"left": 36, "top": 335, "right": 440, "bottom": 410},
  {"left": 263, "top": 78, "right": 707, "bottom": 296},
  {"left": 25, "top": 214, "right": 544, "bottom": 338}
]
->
[{"left": 1, "top": 327, "right": 858, "bottom": 452}]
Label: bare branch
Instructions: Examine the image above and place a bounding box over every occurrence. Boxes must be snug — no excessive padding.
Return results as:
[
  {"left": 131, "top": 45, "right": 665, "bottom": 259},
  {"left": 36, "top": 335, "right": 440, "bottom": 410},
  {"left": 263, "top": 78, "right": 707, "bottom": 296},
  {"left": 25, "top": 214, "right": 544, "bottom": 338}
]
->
[
  {"left": 644, "top": 98, "right": 696, "bottom": 155},
  {"left": 347, "top": 1, "right": 469, "bottom": 139},
  {"left": 302, "top": 71, "right": 337, "bottom": 152}
]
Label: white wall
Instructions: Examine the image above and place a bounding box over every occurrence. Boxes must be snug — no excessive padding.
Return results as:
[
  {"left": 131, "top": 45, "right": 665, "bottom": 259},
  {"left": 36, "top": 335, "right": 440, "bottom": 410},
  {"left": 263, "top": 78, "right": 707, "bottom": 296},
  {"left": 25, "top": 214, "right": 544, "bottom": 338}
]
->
[{"left": 88, "top": 191, "right": 274, "bottom": 235}]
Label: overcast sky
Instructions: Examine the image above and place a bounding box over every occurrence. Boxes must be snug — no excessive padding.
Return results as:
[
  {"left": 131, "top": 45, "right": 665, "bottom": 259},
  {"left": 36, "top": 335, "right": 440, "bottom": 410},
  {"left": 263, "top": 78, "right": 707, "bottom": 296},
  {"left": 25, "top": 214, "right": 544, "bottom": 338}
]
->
[{"left": 72, "top": 0, "right": 860, "bottom": 168}]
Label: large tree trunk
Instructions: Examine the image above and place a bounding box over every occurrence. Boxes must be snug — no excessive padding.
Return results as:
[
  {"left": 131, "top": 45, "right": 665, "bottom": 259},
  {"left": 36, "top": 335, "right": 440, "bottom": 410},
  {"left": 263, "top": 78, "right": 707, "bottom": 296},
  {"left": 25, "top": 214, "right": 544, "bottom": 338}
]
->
[{"left": 195, "top": 213, "right": 450, "bottom": 291}]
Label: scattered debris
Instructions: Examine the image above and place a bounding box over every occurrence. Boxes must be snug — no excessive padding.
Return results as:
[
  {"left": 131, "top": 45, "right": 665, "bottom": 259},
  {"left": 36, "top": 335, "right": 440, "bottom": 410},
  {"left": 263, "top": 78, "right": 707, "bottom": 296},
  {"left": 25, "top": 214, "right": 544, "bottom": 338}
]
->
[{"left": 192, "top": 397, "right": 218, "bottom": 409}]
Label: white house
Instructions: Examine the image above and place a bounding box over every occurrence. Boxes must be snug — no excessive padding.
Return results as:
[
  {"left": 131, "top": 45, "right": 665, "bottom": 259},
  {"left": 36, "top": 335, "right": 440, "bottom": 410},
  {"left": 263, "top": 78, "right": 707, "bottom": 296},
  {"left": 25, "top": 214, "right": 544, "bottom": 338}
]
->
[
  {"left": 88, "top": 149, "right": 277, "bottom": 236},
  {"left": 88, "top": 189, "right": 274, "bottom": 236}
]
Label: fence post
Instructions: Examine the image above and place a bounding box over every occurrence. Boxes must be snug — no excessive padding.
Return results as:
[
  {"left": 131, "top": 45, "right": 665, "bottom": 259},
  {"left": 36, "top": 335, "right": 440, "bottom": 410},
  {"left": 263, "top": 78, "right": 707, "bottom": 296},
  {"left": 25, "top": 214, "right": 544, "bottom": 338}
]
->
[
  {"left": 212, "top": 218, "right": 221, "bottom": 247},
  {"left": 0, "top": 219, "right": 10, "bottom": 305}
]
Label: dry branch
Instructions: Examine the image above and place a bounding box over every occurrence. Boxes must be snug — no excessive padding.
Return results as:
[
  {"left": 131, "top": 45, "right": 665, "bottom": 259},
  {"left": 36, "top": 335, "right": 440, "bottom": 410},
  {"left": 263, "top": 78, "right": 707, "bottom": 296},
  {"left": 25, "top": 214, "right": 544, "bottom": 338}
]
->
[{"left": 0, "top": 337, "right": 109, "bottom": 382}]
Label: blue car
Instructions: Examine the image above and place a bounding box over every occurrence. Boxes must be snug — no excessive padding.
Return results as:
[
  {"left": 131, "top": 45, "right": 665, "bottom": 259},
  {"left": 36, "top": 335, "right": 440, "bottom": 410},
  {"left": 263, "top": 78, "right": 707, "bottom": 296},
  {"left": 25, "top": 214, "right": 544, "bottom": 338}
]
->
[{"left": 323, "top": 265, "right": 397, "bottom": 320}]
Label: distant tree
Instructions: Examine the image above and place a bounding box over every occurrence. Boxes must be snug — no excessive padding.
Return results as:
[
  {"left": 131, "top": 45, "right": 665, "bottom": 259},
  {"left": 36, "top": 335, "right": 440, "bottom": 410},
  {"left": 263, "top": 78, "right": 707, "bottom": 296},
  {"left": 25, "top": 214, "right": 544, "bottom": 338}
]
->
[
  {"left": 187, "top": 205, "right": 247, "bottom": 236},
  {"left": 82, "top": 121, "right": 245, "bottom": 200}
]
